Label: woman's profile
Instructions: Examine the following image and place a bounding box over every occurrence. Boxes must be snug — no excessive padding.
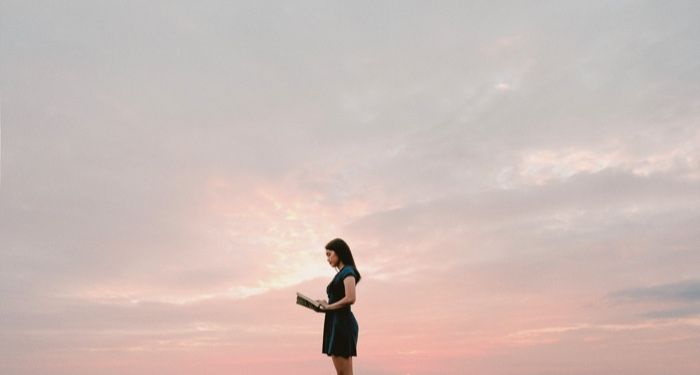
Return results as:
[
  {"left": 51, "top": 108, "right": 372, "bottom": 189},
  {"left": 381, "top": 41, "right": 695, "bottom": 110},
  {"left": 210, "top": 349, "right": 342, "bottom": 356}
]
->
[{"left": 316, "top": 238, "right": 362, "bottom": 375}]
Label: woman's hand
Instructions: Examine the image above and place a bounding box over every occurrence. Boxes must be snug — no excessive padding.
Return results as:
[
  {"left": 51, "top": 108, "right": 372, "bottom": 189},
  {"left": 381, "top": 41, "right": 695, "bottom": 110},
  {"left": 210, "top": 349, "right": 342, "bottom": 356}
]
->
[{"left": 316, "top": 299, "right": 330, "bottom": 310}]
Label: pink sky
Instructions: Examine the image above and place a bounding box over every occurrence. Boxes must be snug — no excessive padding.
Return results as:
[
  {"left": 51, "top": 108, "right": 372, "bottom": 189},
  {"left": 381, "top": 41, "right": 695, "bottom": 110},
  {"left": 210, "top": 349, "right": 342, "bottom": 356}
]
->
[{"left": 1, "top": 1, "right": 700, "bottom": 374}]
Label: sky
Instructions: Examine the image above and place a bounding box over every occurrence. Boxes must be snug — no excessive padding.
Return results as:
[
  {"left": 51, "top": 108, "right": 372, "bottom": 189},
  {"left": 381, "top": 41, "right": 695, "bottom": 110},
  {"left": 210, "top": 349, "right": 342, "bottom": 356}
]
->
[{"left": 1, "top": 1, "right": 699, "bottom": 374}]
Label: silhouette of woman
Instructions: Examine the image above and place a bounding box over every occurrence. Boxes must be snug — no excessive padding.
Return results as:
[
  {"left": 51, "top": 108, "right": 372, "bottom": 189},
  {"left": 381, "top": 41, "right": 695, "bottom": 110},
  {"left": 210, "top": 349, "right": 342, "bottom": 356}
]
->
[{"left": 316, "top": 238, "right": 362, "bottom": 375}]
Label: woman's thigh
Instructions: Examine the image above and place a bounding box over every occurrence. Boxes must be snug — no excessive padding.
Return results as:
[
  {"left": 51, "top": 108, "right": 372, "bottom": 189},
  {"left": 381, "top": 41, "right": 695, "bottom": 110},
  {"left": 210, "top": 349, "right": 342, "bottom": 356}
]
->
[{"left": 331, "top": 355, "right": 353, "bottom": 374}]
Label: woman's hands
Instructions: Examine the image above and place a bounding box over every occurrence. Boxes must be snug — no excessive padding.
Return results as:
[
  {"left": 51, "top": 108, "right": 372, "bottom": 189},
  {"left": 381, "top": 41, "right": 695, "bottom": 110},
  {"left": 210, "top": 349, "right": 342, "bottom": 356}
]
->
[{"left": 316, "top": 299, "right": 330, "bottom": 310}]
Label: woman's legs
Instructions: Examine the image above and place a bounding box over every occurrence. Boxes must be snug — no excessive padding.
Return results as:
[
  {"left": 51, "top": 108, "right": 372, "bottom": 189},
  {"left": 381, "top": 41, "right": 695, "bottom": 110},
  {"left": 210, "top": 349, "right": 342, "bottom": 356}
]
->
[{"left": 331, "top": 355, "right": 353, "bottom": 375}]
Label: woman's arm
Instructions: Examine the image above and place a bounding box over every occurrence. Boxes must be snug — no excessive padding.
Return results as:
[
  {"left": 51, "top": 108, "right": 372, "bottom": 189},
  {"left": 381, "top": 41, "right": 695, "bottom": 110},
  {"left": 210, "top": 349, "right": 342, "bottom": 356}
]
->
[{"left": 321, "top": 277, "right": 356, "bottom": 311}]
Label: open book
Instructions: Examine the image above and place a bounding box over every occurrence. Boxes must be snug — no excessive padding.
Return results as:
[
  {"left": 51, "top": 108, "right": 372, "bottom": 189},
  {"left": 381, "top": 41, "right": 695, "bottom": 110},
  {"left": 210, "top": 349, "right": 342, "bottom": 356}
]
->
[{"left": 296, "top": 292, "right": 324, "bottom": 313}]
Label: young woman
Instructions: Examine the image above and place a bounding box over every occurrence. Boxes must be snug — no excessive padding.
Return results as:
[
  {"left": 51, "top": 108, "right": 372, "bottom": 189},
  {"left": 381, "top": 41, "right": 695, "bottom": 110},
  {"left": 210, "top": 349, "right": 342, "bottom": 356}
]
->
[{"left": 316, "top": 238, "right": 362, "bottom": 375}]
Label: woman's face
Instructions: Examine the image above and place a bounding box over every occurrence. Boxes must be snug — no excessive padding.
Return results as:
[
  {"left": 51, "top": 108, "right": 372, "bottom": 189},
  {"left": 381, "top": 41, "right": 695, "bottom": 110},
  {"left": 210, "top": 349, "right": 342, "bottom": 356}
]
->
[{"left": 326, "top": 249, "right": 340, "bottom": 268}]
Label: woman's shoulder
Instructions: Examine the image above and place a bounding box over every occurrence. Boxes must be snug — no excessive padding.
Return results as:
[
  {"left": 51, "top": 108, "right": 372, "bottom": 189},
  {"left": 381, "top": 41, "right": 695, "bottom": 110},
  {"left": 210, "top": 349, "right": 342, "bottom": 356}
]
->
[{"left": 338, "top": 266, "right": 357, "bottom": 279}]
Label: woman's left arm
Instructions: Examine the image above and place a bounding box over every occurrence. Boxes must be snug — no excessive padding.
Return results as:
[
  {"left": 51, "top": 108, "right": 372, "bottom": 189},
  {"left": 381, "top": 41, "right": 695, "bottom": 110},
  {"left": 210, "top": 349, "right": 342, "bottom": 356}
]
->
[{"left": 322, "top": 277, "right": 356, "bottom": 311}]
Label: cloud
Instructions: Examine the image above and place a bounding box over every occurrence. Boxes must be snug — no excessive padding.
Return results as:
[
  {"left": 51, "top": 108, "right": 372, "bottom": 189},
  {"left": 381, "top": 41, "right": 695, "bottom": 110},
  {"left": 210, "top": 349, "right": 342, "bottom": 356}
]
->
[
  {"left": 2, "top": 1, "right": 700, "bottom": 374},
  {"left": 644, "top": 305, "right": 700, "bottom": 319},
  {"left": 605, "top": 279, "right": 700, "bottom": 320},
  {"left": 608, "top": 279, "right": 700, "bottom": 303},
  {"left": 503, "top": 317, "right": 700, "bottom": 348}
]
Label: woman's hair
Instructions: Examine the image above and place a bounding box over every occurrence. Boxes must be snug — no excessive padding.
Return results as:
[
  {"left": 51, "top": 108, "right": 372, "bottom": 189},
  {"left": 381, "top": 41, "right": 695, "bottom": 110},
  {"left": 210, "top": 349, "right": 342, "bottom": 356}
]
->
[{"left": 325, "top": 238, "right": 362, "bottom": 284}]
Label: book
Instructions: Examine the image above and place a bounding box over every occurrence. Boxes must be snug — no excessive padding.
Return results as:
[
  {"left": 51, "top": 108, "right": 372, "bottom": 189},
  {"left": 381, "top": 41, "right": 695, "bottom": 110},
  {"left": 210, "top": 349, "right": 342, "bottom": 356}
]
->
[{"left": 296, "top": 292, "right": 324, "bottom": 313}]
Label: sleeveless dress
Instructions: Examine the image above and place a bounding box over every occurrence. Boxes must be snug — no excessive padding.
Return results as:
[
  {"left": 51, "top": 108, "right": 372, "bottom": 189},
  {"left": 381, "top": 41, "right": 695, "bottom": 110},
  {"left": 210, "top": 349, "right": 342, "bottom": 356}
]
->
[{"left": 322, "top": 266, "right": 359, "bottom": 357}]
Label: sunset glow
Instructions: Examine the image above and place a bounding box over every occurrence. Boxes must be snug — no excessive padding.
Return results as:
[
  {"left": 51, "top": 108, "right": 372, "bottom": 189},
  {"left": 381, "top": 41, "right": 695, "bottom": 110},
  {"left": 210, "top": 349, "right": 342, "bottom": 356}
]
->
[{"left": 1, "top": 1, "right": 699, "bottom": 374}]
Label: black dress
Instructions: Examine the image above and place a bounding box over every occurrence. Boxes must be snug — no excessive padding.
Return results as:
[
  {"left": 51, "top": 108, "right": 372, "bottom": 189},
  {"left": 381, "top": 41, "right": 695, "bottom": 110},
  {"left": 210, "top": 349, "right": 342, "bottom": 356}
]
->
[{"left": 322, "top": 266, "right": 359, "bottom": 357}]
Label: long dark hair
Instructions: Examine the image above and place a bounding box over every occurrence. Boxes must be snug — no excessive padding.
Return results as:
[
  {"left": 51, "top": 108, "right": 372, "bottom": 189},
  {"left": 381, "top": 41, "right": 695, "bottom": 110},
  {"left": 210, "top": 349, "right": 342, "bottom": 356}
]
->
[{"left": 325, "top": 238, "right": 362, "bottom": 284}]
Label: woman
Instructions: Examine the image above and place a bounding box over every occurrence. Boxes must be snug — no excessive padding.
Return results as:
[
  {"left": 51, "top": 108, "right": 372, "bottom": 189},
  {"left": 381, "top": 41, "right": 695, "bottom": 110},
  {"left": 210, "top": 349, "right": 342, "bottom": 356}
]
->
[{"left": 316, "top": 238, "right": 362, "bottom": 375}]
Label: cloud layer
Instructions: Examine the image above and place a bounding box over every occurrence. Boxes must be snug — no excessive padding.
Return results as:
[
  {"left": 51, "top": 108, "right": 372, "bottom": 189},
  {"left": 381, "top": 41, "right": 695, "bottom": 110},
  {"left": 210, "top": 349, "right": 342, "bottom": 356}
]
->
[{"left": 1, "top": 1, "right": 699, "bottom": 374}]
